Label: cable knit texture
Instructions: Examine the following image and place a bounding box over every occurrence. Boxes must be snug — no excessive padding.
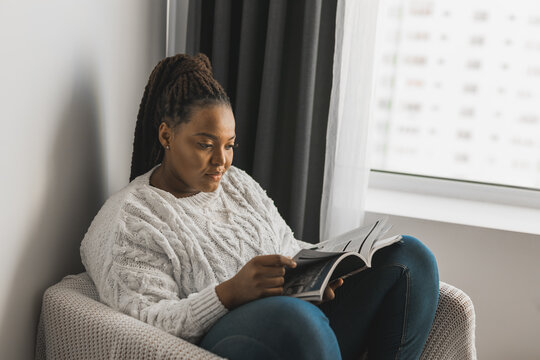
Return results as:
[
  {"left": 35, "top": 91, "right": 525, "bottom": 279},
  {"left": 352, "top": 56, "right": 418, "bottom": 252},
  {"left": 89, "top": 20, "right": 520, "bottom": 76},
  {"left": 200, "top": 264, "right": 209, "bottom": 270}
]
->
[{"left": 80, "top": 165, "right": 313, "bottom": 344}]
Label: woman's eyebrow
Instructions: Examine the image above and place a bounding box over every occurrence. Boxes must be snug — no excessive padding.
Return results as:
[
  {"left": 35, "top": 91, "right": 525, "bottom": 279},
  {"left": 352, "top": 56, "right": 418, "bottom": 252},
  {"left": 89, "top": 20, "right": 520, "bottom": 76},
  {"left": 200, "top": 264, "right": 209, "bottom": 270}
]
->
[{"left": 192, "top": 132, "right": 236, "bottom": 140}]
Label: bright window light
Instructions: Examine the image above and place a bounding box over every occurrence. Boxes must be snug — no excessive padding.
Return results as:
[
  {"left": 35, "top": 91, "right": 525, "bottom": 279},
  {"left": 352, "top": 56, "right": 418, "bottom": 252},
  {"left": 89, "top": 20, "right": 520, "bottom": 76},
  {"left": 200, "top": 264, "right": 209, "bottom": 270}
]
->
[{"left": 369, "top": 0, "right": 540, "bottom": 190}]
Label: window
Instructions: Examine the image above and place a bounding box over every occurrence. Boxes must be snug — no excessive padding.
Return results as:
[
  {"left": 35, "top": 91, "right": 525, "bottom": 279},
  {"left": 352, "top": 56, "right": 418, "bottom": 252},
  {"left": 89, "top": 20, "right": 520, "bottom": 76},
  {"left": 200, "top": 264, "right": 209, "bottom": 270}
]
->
[{"left": 369, "top": 0, "right": 540, "bottom": 190}]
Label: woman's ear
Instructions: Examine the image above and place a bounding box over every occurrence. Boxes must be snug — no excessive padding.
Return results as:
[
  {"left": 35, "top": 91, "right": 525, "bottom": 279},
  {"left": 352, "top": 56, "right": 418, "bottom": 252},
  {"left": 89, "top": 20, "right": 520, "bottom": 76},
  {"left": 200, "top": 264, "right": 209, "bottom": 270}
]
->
[{"left": 158, "top": 122, "right": 172, "bottom": 148}]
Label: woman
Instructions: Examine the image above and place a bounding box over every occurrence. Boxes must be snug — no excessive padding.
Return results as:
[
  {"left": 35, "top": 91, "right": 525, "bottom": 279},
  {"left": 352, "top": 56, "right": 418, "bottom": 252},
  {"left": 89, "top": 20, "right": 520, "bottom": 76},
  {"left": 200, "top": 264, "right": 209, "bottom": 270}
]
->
[{"left": 81, "top": 53, "right": 439, "bottom": 360}]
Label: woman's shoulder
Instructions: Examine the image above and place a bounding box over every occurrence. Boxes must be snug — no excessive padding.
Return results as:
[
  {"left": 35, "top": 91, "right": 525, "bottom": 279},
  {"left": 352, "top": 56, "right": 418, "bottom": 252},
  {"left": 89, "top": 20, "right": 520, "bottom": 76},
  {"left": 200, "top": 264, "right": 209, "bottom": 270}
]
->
[
  {"left": 82, "top": 184, "right": 137, "bottom": 238},
  {"left": 86, "top": 173, "right": 167, "bottom": 234},
  {"left": 81, "top": 176, "right": 170, "bottom": 248},
  {"left": 80, "top": 175, "right": 173, "bottom": 290}
]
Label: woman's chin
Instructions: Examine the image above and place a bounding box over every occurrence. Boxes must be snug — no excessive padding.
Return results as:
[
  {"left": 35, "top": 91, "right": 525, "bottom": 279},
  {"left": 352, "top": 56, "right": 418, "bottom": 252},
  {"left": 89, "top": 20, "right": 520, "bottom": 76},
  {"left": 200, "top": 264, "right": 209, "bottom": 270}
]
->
[{"left": 200, "top": 182, "right": 220, "bottom": 193}]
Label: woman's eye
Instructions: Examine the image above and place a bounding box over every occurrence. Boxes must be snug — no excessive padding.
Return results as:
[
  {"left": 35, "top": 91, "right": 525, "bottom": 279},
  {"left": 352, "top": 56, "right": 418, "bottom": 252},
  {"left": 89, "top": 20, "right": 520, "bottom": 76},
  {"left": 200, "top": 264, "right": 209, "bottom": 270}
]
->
[
  {"left": 198, "top": 142, "right": 238, "bottom": 150},
  {"left": 198, "top": 143, "right": 212, "bottom": 149}
]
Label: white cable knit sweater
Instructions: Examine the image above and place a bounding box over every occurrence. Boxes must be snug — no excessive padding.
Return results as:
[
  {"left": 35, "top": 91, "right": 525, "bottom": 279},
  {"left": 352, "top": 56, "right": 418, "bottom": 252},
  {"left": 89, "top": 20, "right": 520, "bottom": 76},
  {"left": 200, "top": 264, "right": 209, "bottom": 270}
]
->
[{"left": 80, "top": 165, "right": 312, "bottom": 344}]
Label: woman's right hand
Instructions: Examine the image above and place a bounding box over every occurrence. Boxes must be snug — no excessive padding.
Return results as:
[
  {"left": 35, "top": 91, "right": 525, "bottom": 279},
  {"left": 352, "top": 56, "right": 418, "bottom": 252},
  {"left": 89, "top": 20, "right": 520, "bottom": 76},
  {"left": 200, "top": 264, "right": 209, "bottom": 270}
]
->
[{"left": 215, "top": 254, "right": 297, "bottom": 310}]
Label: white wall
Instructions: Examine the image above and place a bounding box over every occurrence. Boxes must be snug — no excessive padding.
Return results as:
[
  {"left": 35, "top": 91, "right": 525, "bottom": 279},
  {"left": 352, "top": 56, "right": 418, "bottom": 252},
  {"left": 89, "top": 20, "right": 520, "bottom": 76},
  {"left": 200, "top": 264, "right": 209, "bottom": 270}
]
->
[
  {"left": 365, "top": 212, "right": 540, "bottom": 360},
  {"left": 0, "top": 1, "right": 166, "bottom": 358}
]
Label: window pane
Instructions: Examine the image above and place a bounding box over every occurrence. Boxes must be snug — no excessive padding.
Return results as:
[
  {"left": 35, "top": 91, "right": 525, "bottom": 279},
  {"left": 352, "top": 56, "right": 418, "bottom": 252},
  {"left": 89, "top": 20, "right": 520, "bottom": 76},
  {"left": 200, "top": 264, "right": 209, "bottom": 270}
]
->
[{"left": 369, "top": 0, "right": 540, "bottom": 189}]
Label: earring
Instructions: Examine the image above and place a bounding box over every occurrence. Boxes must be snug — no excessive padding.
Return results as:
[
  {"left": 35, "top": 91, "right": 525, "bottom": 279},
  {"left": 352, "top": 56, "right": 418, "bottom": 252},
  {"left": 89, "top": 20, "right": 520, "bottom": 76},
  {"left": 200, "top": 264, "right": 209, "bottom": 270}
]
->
[{"left": 166, "top": 145, "right": 170, "bottom": 150}]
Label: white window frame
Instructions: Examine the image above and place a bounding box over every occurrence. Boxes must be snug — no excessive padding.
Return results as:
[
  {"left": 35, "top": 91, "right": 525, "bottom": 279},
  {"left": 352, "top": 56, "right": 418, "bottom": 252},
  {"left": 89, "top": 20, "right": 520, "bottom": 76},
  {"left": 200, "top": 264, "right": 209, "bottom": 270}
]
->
[{"left": 366, "top": 170, "right": 540, "bottom": 236}]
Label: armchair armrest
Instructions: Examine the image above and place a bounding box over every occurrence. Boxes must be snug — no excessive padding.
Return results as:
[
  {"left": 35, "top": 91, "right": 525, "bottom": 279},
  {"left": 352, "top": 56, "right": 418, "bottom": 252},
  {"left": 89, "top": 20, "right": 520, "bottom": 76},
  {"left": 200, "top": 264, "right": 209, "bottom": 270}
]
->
[
  {"left": 420, "top": 282, "right": 477, "bottom": 360},
  {"left": 36, "top": 273, "right": 224, "bottom": 360}
]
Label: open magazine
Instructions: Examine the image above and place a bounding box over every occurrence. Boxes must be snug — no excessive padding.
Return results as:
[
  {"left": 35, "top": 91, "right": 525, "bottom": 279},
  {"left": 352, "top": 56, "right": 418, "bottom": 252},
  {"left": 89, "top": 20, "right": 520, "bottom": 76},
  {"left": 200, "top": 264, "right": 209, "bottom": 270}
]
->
[{"left": 283, "top": 217, "right": 402, "bottom": 301}]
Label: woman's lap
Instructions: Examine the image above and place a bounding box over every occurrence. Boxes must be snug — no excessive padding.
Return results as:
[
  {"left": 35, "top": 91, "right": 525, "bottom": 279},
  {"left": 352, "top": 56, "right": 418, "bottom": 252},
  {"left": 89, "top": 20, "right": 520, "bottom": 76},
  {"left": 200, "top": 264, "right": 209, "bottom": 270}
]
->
[
  {"left": 199, "top": 235, "right": 439, "bottom": 360},
  {"left": 199, "top": 296, "right": 341, "bottom": 360}
]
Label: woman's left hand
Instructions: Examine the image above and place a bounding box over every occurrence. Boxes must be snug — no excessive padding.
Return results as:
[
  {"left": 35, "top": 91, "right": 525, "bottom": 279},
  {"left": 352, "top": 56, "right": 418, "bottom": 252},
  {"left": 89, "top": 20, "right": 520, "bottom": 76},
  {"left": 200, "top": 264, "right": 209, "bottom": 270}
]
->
[{"left": 311, "top": 278, "right": 344, "bottom": 306}]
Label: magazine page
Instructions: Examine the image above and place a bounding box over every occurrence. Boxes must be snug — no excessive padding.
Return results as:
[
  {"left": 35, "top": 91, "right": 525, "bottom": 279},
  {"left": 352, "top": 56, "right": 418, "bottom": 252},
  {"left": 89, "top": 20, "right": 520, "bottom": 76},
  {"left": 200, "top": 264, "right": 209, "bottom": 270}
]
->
[
  {"left": 284, "top": 253, "right": 368, "bottom": 301},
  {"left": 327, "top": 254, "right": 368, "bottom": 281},
  {"left": 283, "top": 256, "right": 341, "bottom": 300},
  {"left": 342, "top": 217, "right": 389, "bottom": 253},
  {"left": 357, "top": 218, "right": 388, "bottom": 262},
  {"left": 370, "top": 235, "right": 403, "bottom": 255},
  {"left": 292, "top": 249, "right": 343, "bottom": 266},
  {"left": 313, "top": 217, "right": 388, "bottom": 252},
  {"left": 360, "top": 234, "right": 403, "bottom": 267}
]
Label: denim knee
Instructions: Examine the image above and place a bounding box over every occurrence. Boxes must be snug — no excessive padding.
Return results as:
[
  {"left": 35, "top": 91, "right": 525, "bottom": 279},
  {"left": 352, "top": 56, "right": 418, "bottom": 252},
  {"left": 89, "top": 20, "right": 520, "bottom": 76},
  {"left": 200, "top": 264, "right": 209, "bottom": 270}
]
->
[
  {"left": 200, "top": 296, "right": 341, "bottom": 360},
  {"left": 253, "top": 297, "right": 340, "bottom": 358},
  {"left": 366, "top": 235, "right": 439, "bottom": 359},
  {"left": 372, "top": 235, "right": 439, "bottom": 309},
  {"left": 209, "top": 335, "right": 282, "bottom": 360},
  {"left": 264, "top": 296, "right": 329, "bottom": 329},
  {"left": 398, "top": 235, "right": 439, "bottom": 284}
]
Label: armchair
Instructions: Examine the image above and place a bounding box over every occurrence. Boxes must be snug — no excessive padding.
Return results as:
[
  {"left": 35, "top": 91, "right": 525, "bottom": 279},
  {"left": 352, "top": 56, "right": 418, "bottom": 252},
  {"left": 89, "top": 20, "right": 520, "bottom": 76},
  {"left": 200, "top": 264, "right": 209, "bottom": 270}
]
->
[{"left": 36, "top": 273, "right": 476, "bottom": 359}]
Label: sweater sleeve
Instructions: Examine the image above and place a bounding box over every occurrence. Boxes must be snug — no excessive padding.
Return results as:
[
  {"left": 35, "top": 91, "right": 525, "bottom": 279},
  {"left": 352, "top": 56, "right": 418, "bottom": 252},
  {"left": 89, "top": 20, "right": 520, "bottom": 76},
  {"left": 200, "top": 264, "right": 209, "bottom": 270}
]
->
[{"left": 98, "top": 206, "right": 228, "bottom": 344}]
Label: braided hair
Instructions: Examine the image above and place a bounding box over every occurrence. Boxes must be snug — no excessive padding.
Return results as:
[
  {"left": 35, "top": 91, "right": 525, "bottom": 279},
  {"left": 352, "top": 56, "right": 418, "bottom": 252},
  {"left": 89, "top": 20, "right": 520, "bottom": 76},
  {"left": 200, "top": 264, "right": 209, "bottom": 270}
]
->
[{"left": 129, "top": 53, "right": 231, "bottom": 181}]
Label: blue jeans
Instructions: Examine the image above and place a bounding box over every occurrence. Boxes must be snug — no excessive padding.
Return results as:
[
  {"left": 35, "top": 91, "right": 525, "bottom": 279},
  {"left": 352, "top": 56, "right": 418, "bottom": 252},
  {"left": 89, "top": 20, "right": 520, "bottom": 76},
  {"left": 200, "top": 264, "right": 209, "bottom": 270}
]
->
[{"left": 199, "top": 236, "right": 439, "bottom": 360}]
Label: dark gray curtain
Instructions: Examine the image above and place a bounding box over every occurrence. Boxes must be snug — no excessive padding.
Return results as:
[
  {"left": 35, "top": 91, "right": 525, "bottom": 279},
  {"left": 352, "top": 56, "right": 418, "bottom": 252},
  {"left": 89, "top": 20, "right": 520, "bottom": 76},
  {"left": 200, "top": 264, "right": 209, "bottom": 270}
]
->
[{"left": 186, "top": 0, "right": 337, "bottom": 243}]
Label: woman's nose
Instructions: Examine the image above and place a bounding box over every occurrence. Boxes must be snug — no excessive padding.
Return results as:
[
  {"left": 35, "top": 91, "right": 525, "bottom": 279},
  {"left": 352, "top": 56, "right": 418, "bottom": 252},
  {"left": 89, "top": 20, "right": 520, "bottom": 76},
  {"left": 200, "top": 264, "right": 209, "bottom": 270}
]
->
[{"left": 211, "top": 147, "right": 226, "bottom": 165}]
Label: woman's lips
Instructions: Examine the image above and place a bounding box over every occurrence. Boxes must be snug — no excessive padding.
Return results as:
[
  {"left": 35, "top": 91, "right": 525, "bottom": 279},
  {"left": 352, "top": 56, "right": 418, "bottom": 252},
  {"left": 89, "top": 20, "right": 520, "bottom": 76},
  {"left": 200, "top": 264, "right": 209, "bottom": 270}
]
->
[{"left": 206, "top": 173, "right": 222, "bottom": 181}]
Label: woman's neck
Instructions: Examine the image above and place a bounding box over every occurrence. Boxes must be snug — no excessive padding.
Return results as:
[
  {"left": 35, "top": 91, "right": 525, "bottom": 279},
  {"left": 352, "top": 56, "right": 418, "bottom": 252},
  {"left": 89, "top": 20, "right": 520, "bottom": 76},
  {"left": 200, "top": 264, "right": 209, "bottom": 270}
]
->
[{"left": 150, "top": 165, "right": 200, "bottom": 198}]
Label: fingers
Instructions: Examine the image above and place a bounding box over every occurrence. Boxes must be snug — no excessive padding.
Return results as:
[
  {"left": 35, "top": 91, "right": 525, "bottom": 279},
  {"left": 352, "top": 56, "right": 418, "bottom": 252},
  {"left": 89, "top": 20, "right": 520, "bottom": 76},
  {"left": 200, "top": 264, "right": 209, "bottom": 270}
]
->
[
  {"left": 329, "top": 278, "right": 344, "bottom": 290},
  {"left": 256, "top": 277, "right": 284, "bottom": 298},
  {"left": 258, "top": 276, "right": 285, "bottom": 288},
  {"left": 232, "top": 255, "right": 298, "bottom": 305},
  {"left": 260, "top": 266, "right": 286, "bottom": 277},
  {"left": 325, "top": 287, "right": 335, "bottom": 301},
  {"left": 255, "top": 254, "right": 297, "bottom": 268},
  {"left": 261, "top": 287, "right": 284, "bottom": 297},
  {"left": 320, "top": 279, "right": 344, "bottom": 304}
]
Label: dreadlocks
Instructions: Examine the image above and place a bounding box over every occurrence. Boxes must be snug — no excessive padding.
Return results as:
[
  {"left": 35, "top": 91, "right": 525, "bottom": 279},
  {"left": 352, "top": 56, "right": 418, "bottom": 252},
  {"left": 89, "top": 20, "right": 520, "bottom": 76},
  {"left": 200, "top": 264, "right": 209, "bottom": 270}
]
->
[{"left": 129, "top": 53, "right": 231, "bottom": 181}]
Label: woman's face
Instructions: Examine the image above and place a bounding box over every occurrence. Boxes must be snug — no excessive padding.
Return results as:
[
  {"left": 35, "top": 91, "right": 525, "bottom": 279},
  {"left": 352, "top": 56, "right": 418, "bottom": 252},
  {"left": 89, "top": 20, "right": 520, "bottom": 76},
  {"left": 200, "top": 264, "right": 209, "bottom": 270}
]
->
[{"left": 158, "top": 104, "right": 236, "bottom": 196}]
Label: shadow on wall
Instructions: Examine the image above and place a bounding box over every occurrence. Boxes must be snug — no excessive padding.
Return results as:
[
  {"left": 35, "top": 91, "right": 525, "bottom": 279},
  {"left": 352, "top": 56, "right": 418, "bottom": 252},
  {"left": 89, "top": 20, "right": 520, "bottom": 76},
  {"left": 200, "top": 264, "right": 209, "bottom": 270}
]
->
[{"left": 0, "top": 65, "right": 106, "bottom": 358}]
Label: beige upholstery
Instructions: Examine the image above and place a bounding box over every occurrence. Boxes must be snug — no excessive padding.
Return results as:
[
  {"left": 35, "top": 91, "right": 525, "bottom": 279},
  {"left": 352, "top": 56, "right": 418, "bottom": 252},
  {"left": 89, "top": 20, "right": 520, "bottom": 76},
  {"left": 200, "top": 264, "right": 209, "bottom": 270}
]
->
[
  {"left": 36, "top": 273, "right": 476, "bottom": 359},
  {"left": 421, "top": 282, "right": 477, "bottom": 360},
  {"left": 35, "top": 273, "right": 223, "bottom": 360}
]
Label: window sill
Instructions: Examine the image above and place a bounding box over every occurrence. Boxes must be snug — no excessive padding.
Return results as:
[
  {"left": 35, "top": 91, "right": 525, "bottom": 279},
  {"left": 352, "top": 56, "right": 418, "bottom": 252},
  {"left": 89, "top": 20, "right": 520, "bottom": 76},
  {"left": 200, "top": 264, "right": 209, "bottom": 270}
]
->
[{"left": 366, "top": 187, "right": 540, "bottom": 236}]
